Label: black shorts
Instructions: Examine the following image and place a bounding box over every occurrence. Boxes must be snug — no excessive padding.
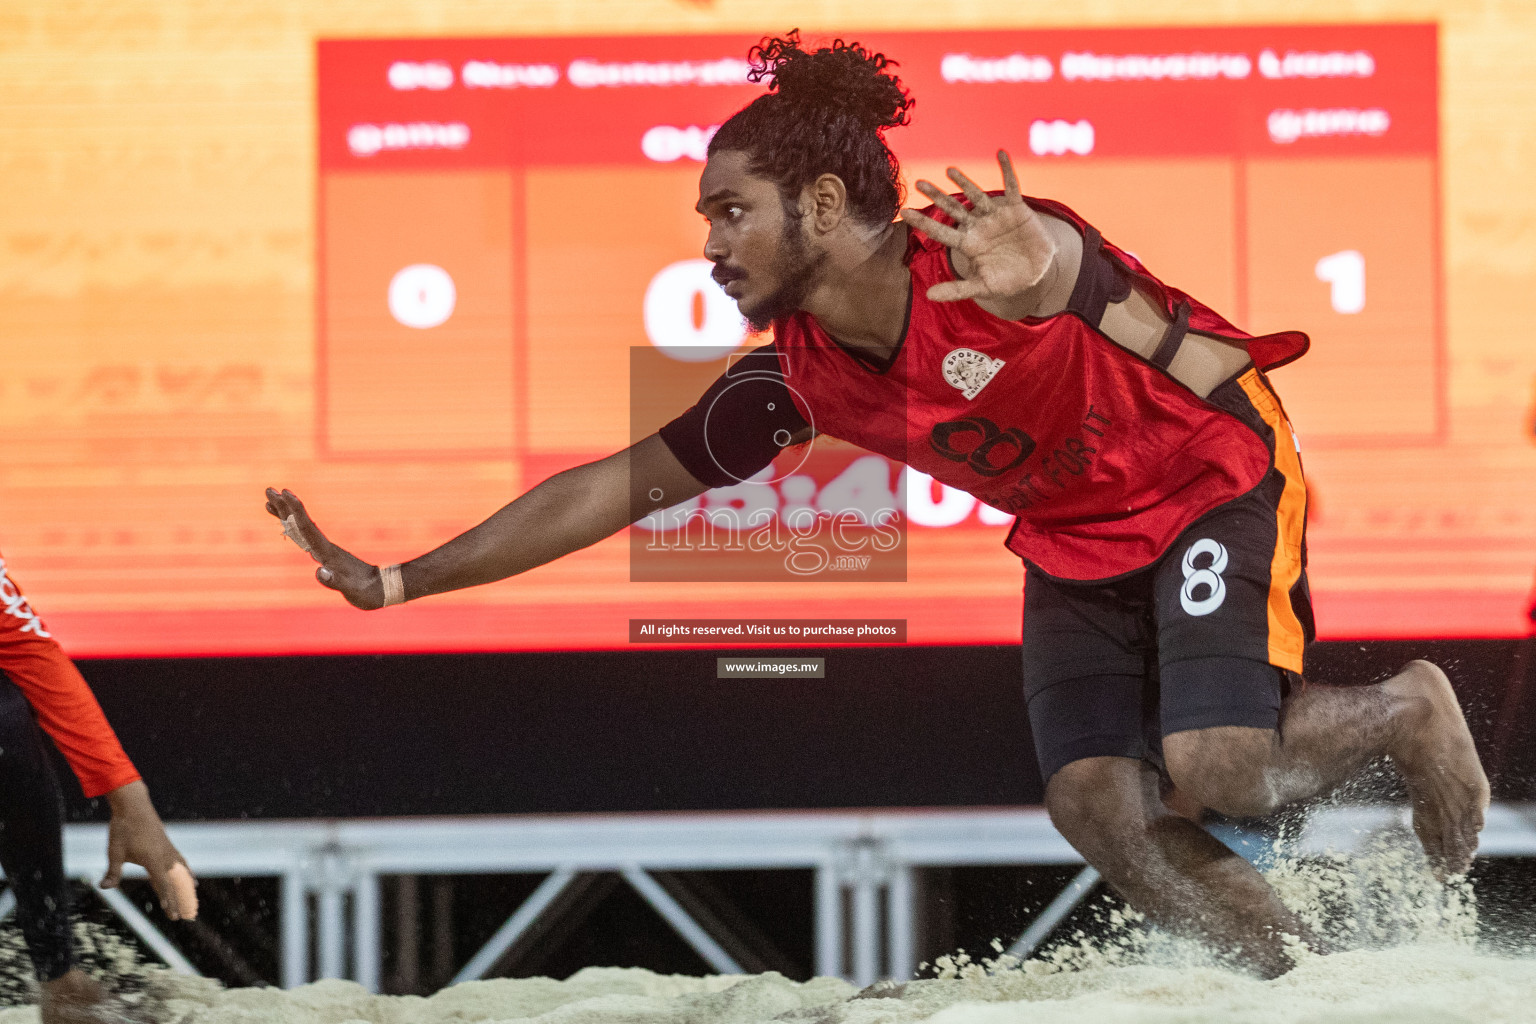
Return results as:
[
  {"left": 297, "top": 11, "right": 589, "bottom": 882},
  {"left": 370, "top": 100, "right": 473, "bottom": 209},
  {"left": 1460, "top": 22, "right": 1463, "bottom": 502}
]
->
[
  {"left": 0, "top": 675, "right": 74, "bottom": 981},
  {"left": 1022, "top": 369, "right": 1315, "bottom": 782}
]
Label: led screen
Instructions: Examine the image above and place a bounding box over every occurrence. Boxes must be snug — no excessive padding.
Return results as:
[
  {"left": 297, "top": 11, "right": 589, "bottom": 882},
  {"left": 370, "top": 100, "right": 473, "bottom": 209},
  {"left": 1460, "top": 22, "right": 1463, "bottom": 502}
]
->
[{"left": 7, "top": 22, "right": 1534, "bottom": 654}]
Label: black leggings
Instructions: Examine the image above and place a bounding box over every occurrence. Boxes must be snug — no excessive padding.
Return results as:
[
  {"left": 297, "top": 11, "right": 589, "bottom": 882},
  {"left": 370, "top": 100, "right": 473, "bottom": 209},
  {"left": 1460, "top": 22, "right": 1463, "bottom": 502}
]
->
[{"left": 0, "top": 675, "right": 74, "bottom": 981}]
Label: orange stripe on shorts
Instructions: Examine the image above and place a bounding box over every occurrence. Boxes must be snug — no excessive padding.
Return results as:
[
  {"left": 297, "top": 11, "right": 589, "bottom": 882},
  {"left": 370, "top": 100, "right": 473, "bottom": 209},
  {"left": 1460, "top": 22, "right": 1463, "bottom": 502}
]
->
[{"left": 1236, "top": 370, "right": 1307, "bottom": 673}]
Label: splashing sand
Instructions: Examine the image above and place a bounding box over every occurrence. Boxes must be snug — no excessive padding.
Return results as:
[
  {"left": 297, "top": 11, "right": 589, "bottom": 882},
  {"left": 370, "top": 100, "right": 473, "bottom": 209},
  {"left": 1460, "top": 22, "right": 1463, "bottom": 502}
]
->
[{"left": 1, "top": 829, "right": 1532, "bottom": 1024}]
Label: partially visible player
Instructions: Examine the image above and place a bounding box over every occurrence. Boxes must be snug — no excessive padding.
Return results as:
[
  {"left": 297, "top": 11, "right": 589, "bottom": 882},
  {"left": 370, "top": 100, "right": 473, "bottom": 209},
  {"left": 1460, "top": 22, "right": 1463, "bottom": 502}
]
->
[
  {"left": 266, "top": 32, "right": 1488, "bottom": 977},
  {"left": 0, "top": 552, "right": 196, "bottom": 1023}
]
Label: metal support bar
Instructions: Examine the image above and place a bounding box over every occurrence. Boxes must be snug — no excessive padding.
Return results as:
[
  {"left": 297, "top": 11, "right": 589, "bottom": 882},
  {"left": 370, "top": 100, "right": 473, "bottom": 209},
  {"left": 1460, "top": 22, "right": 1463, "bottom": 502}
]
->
[
  {"left": 620, "top": 866, "right": 744, "bottom": 975},
  {"left": 317, "top": 886, "right": 345, "bottom": 980},
  {"left": 886, "top": 865, "right": 915, "bottom": 982},
  {"left": 281, "top": 871, "right": 308, "bottom": 989},
  {"left": 814, "top": 862, "right": 841, "bottom": 980},
  {"left": 313, "top": 850, "right": 354, "bottom": 981},
  {"left": 849, "top": 846, "right": 881, "bottom": 988},
  {"left": 1006, "top": 865, "right": 1101, "bottom": 960},
  {"left": 354, "top": 872, "right": 381, "bottom": 993},
  {"left": 89, "top": 881, "right": 201, "bottom": 976},
  {"left": 450, "top": 868, "right": 578, "bottom": 985},
  {"left": 834, "top": 839, "right": 895, "bottom": 987}
]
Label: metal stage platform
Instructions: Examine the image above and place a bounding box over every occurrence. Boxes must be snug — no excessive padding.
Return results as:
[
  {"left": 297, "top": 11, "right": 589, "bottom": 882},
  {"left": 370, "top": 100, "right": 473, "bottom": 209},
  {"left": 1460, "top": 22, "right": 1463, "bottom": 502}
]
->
[{"left": 9, "top": 803, "right": 1536, "bottom": 990}]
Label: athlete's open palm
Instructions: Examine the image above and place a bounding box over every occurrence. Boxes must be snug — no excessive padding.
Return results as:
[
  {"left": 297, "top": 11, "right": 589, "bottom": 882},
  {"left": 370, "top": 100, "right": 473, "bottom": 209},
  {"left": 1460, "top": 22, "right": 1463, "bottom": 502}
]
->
[
  {"left": 264, "top": 487, "right": 386, "bottom": 610},
  {"left": 900, "top": 150, "right": 1057, "bottom": 304}
]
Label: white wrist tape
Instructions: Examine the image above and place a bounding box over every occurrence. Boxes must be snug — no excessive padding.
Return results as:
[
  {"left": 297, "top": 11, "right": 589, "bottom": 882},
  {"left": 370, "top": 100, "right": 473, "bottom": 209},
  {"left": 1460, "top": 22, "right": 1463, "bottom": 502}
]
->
[
  {"left": 281, "top": 514, "right": 316, "bottom": 558},
  {"left": 380, "top": 563, "right": 406, "bottom": 607}
]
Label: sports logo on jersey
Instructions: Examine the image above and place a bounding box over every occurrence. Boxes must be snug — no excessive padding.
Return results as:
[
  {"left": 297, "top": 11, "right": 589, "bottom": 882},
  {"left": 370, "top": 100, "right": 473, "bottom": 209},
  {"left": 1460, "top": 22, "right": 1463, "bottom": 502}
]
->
[{"left": 941, "top": 348, "right": 1005, "bottom": 400}]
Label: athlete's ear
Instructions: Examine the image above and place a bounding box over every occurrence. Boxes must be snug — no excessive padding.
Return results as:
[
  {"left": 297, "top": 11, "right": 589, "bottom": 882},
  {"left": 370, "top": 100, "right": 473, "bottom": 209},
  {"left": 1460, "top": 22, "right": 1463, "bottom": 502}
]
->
[{"left": 807, "top": 173, "right": 848, "bottom": 233}]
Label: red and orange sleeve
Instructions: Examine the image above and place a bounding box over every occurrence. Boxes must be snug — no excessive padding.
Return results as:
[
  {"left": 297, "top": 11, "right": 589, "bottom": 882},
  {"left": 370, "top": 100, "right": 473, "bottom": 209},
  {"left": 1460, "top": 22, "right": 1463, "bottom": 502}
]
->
[{"left": 0, "top": 555, "right": 140, "bottom": 798}]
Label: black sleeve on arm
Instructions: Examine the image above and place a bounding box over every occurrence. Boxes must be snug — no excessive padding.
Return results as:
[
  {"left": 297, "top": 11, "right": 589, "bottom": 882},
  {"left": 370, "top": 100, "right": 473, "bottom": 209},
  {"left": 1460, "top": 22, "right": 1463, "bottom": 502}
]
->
[
  {"left": 1064, "top": 225, "right": 1133, "bottom": 328},
  {"left": 657, "top": 343, "right": 810, "bottom": 489}
]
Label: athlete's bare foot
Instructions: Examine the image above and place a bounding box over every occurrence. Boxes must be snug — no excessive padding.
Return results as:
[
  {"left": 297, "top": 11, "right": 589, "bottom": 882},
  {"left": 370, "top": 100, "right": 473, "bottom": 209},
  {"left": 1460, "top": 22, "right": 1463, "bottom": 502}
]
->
[
  {"left": 39, "top": 970, "right": 151, "bottom": 1024},
  {"left": 1385, "top": 660, "right": 1491, "bottom": 878}
]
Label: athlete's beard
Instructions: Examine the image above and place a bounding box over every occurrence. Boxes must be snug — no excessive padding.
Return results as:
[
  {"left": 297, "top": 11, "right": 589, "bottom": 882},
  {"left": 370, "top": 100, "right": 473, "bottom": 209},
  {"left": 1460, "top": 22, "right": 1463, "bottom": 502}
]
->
[{"left": 737, "top": 217, "right": 827, "bottom": 333}]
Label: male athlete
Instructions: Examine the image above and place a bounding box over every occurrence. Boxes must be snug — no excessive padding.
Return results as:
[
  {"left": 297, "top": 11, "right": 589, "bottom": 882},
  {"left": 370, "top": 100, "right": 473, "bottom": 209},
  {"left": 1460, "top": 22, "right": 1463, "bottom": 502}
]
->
[
  {"left": 267, "top": 34, "right": 1488, "bottom": 976},
  {"left": 0, "top": 552, "right": 196, "bottom": 1022}
]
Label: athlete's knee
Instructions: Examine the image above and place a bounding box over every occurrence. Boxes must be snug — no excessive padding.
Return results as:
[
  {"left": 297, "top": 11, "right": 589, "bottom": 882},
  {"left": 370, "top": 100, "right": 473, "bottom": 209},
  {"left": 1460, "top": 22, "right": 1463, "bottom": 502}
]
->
[
  {"left": 1163, "top": 726, "right": 1284, "bottom": 818},
  {"left": 1045, "top": 757, "right": 1153, "bottom": 870}
]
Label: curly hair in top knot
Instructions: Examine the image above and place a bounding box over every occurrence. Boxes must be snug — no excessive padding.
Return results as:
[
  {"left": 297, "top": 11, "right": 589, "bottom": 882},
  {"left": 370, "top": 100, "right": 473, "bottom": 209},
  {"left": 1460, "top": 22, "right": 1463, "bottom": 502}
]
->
[{"left": 709, "top": 30, "right": 913, "bottom": 226}]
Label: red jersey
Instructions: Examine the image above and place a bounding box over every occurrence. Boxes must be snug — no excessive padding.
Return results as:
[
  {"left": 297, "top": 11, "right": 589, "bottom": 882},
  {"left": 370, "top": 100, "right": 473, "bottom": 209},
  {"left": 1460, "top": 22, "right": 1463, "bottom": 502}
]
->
[
  {"left": 773, "top": 195, "right": 1309, "bottom": 582},
  {"left": 0, "top": 553, "right": 139, "bottom": 798}
]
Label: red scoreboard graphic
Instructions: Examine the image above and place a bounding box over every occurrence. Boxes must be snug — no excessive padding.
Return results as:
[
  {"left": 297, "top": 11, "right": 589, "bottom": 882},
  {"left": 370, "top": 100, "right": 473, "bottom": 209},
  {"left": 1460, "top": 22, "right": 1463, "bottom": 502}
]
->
[
  {"left": 24, "top": 23, "right": 1535, "bottom": 656},
  {"left": 302, "top": 23, "right": 1497, "bottom": 653},
  {"left": 318, "top": 27, "right": 1440, "bottom": 467}
]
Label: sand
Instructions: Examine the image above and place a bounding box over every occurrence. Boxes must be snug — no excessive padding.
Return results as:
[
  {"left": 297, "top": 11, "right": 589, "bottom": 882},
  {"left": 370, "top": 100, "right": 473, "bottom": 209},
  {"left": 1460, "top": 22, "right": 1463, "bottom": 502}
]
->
[
  {"left": 2, "top": 829, "right": 1534, "bottom": 1024},
  {"left": 0, "top": 945, "right": 1527, "bottom": 1024}
]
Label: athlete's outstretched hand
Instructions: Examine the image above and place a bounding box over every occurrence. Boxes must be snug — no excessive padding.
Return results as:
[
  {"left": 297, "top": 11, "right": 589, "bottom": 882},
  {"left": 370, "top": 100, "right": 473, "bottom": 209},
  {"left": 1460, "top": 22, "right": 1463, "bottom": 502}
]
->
[
  {"left": 101, "top": 781, "right": 198, "bottom": 921},
  {"left": 264, "top": 487, "right": 387, "bottom": 609},
  {"left": 899, "top": 150, "right": 1058, "bottom": 304}
]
